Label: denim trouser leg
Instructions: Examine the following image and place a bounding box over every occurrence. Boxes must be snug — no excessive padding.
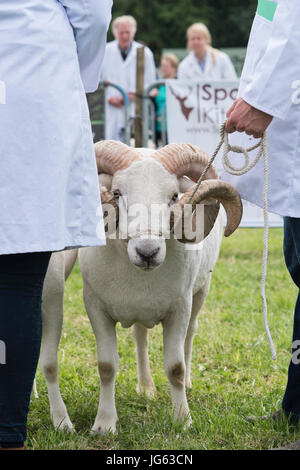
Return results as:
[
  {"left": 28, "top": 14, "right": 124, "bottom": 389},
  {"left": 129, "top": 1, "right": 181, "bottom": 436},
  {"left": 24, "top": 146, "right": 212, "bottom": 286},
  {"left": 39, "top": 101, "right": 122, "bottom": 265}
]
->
[
  {"left": 0, "top": 252, "right": 51, "bottom": 444},
  {"left": 282, "top": 217, "right": 300, "bottom": 419}
]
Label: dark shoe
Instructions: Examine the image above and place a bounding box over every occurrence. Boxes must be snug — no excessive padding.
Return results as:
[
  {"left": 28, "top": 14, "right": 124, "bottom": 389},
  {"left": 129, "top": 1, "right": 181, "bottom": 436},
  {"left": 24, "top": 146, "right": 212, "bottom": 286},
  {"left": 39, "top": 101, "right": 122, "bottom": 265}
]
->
[
  {"left": 274, "top": 440, "right": 300, "bottom": 450},
  {"left": 0, "top": 446, "right": 25, "bottom": 450},
  {"left": 0, "top": 442, "right": 25, "bottom": 450},
  {"left": 246, "top": 408, "right": 299, "bottom": 427}
]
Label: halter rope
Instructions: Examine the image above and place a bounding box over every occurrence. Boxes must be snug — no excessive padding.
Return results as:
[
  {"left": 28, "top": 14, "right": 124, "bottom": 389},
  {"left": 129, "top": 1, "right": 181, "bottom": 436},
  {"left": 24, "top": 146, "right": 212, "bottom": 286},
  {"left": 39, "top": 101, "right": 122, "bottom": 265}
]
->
[{"left": 187, "top": 123, "right": 276, "bottom": 360}]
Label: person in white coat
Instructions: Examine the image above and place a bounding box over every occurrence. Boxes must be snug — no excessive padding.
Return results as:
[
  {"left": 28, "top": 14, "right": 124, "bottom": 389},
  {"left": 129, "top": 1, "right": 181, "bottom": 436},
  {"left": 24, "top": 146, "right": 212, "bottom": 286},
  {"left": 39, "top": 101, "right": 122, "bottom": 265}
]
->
[
  {"left": 0, "top": 0, "right": 112, "bottom": 450},
  {"left": 178, "top": 22, "right": 237, "bottom": 81},
  {"left": 100, "top": 15, "right": 157, "bottom": 141},
  {"left": 223, "top": 0, "right": 300, "bottom": 448}
]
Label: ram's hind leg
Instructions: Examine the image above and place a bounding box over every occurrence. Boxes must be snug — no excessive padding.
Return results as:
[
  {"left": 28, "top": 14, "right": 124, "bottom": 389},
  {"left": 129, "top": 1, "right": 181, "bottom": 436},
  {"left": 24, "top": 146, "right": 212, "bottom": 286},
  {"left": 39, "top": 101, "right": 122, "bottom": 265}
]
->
[
  {"left": 184, "top": 276, "right": 211, "bottom": 389},
  {"left": 40, "top": 251, "right": 76, "bottom": 432},
  {"left": 133, "top": 323, "right": 156, "bottom": 397}
]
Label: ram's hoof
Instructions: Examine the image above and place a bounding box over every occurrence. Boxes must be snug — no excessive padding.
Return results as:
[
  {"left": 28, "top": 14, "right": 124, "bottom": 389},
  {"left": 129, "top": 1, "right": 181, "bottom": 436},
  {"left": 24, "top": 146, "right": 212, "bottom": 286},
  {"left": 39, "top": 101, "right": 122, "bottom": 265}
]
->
[
  {"left": 52, "top": 413, "right": 74, "bottom": 433},
  {"left": 90, "top": 418, "right": 118, "bottom": 436},
  {"left": 137, "top": 382, "right": 157, "bottom": 398}
]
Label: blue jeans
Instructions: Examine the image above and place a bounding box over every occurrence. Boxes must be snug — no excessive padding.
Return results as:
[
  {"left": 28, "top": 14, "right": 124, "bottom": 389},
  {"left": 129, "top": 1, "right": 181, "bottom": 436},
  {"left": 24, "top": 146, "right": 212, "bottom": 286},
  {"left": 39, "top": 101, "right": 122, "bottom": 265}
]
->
[
  {"left": 282, "top": 217, "right": 300, "bottom": 420},
  {"left": 0, "top": 251, "right": 51, "bottom": 446}
]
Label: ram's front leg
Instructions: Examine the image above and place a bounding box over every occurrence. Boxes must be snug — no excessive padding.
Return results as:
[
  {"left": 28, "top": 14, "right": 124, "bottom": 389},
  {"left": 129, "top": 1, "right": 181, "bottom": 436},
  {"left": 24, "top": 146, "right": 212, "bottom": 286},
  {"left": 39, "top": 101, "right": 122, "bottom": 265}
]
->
[
  {"left": 40, "top": 251, "right": 74, "bottom": 432},
  {"left": 84, "top": 294, "right": 119, "bottom": 435},
  {"left": 162, "top": 302, "right": 192, "bottom": 427},
  {"left": 93, "top": 316, "right": 118, "bottom": 435}
]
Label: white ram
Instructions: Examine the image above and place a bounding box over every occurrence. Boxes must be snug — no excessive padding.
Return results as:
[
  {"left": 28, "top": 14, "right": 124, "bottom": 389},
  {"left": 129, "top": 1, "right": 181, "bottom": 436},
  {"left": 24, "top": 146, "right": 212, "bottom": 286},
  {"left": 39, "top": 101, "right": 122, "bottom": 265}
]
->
[{"left": 40, "top": 140, "right": 242, "bottom": 434}]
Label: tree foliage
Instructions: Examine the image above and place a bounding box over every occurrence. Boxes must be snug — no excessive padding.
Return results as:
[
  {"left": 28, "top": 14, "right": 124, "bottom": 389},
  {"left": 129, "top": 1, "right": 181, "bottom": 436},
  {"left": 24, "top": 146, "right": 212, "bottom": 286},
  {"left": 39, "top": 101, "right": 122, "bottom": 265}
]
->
[{"left": 109, "top": 0, "right": 257, "bottom": 63}]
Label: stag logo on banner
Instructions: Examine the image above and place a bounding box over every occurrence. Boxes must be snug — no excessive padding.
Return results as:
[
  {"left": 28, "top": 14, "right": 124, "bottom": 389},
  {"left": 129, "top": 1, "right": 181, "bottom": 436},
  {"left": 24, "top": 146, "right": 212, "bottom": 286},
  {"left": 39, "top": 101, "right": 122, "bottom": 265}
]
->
[
  {"left": 0, "top": 340, "right": 6, "bottom": 365},
  {"left": 166, "top": 80, "right": 239, "bottom": 162},
  {"left": 0, "top": 80, "right": 6, "bottom": 105},
  {"left": 169, "top": 85, "right": 194, "bottom": 121}
]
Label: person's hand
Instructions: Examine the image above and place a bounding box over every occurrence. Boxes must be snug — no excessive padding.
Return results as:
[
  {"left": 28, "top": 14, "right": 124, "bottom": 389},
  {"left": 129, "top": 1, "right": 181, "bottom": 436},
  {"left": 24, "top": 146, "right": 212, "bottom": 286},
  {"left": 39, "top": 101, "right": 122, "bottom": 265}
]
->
[
  {"left": 150, "top": 88, "right": 159, "bottom": 98},
  {"left": 225, "top": 97, "right": 273, "bottom": 138},
  {"left": 108, "top": 97, "right": 124, "bottom": 108},
  {"left": 128, "top": 92, "right": 135, "bottom": 101}
]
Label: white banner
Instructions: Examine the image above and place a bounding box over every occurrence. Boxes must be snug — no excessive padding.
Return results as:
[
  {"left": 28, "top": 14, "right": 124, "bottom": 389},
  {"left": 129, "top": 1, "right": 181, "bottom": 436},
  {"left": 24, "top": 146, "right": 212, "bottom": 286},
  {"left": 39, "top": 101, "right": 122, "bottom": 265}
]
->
[{"left": 166, "top": 80, "right": 282, "bottom": 228}]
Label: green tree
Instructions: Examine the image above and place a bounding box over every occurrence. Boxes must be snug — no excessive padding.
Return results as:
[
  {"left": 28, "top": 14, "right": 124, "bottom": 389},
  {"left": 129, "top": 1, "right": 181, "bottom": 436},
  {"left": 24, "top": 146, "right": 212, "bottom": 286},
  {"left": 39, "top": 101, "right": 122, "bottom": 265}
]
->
[{"left": 110, "top": 0, "right": 257, "bottom": 63}]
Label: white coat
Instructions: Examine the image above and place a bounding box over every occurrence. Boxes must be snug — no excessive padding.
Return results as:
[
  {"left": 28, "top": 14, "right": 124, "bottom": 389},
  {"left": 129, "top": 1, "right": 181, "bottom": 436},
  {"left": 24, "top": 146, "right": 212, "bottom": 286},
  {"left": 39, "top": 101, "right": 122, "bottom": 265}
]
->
[
  {"left": 100, "top": 40, "right": 157, "bottom": 141},
  {"left": 221, "top": 0, "right": 300, "bottom": 217},
  {"left": 0, "top": 0, "right": 112, "bottom": 255},
  {"left": 177, "top": 49, "right": 237, "bottom": 81}
]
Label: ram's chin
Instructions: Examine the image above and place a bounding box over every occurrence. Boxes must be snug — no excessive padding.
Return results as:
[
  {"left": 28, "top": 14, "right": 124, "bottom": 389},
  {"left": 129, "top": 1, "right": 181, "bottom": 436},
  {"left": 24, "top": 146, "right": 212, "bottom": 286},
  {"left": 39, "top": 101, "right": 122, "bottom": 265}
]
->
[
  {"left": 129, "top": 252, "right": 164, "bottom": 270},
  {"left": 131, "top": 260, "right": 162, "bottom": 271}
]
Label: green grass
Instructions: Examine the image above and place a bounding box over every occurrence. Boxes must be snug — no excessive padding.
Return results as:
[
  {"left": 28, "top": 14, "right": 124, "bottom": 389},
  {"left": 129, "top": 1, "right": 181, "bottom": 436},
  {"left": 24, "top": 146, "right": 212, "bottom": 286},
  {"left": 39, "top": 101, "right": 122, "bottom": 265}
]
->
[{"left": 27, "top": 228, "right": 300, "bottom": 450}]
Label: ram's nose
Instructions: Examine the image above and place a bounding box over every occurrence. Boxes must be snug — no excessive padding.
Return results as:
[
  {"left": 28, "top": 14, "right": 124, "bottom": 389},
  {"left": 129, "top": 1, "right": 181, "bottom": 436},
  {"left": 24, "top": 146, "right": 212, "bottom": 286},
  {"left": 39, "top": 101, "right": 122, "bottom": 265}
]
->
[
  {"left": 128, "top": 239, "right": 166, "bottom": 270},
  {"left": 135, "top": 247, "right": 160, "bottom": 268}
]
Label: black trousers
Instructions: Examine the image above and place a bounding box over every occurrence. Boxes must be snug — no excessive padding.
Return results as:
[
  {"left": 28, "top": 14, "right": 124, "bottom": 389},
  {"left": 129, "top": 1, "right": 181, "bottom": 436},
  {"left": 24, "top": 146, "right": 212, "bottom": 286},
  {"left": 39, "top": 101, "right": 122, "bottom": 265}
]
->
[
  {"left": 282, "top": 217, "right": 300, "bottom": 419},
  {"left": 0, "top": 251, "right": 51, "bottom": 445}
]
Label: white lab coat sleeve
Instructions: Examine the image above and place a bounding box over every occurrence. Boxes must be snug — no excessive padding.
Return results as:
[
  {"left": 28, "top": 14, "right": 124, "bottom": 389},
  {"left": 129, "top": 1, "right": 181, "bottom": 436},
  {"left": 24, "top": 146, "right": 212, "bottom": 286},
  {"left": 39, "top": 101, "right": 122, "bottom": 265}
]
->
[
  {"left": 98, "top": 46, "right": 109, "bottom": 82},
  {"left": 144, "top": 48, "right": 157, "bottom": 90},
  {"left": 242, "top": 0, "right": 300, "bottom": 119},
  {"left": 177, "top": 59, "right": 188, "bottom": 80},
  {"left": 220, "top": 53, "right": 237, "bottom": 79},
  {"left": 58, "top": 0, "right": 112, "bottom": 92}
]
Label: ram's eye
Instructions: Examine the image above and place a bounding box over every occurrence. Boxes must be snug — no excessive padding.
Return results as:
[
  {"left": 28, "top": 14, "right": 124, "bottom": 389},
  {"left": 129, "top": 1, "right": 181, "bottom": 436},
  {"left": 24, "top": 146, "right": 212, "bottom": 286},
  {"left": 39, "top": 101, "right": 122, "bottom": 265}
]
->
[
  {"left": 113, "top": 189, "right": 121, "bottom": 198},
  {"left": 169, "top": 193, "right": 179, "bottom": 205}
]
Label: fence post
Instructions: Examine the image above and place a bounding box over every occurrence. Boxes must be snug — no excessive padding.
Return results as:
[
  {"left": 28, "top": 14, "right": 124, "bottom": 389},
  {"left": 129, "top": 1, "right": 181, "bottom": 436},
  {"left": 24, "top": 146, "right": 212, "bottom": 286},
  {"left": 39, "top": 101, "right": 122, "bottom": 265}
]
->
[{"left": 134, "top": 47, "right": 145, "bottom": 147}]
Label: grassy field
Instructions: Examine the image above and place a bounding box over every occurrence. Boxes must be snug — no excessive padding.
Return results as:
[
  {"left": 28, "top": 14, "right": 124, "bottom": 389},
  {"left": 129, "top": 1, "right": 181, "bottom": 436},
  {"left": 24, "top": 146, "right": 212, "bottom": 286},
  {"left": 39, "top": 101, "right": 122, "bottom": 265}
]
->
[{"left": 27, "top": 228, "right": 300, "bottom": 450}]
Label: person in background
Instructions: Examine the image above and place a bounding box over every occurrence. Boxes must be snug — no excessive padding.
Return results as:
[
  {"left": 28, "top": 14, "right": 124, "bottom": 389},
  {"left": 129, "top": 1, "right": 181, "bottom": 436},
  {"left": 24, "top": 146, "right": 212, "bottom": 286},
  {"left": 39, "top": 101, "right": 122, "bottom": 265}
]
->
[
  {"left": 178, "top": 22, "right": 237, "bottom": 80},
  {"left": 223, "top": 0, "right": 300, "bottom": 450},
  {"left": 100, "top": 15, "right": 157, "bottom": 142},
  {"left": 152, "top": 53, "right": 179, "bottom": 146},
  {"left": 0, "top": 0, "right": 112, "bottom": 450}
]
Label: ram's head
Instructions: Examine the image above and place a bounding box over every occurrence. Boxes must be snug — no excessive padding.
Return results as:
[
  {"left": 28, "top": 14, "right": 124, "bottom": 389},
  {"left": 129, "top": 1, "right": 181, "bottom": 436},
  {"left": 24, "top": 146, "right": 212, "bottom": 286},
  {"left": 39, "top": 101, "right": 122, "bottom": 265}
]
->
[{"left": 96, "top": 140, "right": 242, "bottom": 270}]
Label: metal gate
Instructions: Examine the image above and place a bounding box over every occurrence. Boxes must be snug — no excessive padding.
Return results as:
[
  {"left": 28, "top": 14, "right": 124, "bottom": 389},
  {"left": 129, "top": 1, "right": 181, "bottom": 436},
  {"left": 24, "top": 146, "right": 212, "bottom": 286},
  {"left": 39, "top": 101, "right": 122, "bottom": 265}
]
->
[{"left": 87, "top": 81, "right": 131, "bottom": 145}]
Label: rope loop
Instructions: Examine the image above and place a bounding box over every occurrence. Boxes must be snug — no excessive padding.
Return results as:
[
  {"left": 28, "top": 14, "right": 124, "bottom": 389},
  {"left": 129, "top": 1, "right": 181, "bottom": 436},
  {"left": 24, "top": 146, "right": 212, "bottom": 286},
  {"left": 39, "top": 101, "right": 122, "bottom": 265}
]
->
[{"left": 222, "top": 128, "right": 264, "bottom": 175}]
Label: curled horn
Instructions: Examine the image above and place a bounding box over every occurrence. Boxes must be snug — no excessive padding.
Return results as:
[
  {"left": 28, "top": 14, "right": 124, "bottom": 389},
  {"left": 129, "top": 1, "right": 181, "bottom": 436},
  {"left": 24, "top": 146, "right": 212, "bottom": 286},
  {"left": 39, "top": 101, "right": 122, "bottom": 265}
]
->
[
  {"left": 171, "top": 180, "right": 242, "bottom": 241},
  {"left": 153, "top": 143, "right": 242, "bottom": 242},
  {"left": 153, "top": 143, "right": 219, "bottom": 181},
  {"left": 95, "top": 140, "right": 142, "bottom": 175},
  {"left": 95, "top": 140, "right": 142, "bottom": 233}
]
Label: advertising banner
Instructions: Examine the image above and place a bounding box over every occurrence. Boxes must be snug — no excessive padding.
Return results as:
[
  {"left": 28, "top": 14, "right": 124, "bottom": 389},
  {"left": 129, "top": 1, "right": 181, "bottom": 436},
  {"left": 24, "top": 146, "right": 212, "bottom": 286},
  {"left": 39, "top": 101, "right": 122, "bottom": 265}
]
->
[{"left": 166, "top": 80, "right": 282, "bottom": 228}]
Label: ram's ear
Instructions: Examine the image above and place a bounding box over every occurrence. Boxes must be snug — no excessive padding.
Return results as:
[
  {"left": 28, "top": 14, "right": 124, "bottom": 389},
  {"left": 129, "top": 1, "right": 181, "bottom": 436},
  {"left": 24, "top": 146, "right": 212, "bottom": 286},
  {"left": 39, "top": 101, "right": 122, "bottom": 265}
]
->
[
  {"left": 178, "top": 176, "right": 194, "bottom": 193},
  {"left": 98, "top": 173, "right": 113, "bottom": 191},
  {"left": 100, "top": 186, "right": 119, "bottom": 236},
  {"left": 178, "top": 178, "right": 217, "bottom": 207}
]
